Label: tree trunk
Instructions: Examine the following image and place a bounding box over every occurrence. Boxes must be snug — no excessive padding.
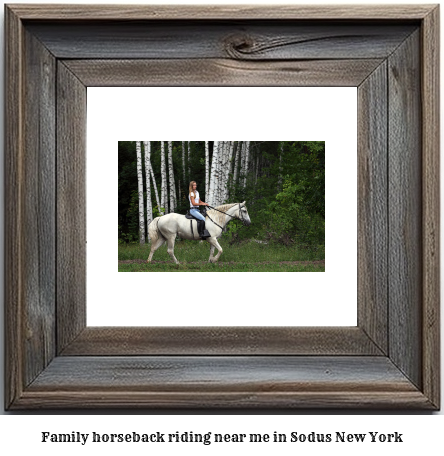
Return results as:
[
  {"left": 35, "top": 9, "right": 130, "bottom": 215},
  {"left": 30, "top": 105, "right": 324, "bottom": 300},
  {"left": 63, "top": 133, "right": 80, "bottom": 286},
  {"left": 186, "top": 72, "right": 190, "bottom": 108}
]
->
[
  {"left": 187, "top": 141, "right": 191, "bottom": 179},
  {"left": 182, "top": 141, "right": 186, "bottom": 185},
  {"left": 240, "top": 141, "right": 246, "bottom": 182},
  {"left": 135, "top": 141, "right": 145, "bottom": 244},
  {"left": 222, "top": 141, "right": 234, "bottom": 202},
  {"left": 228, "top": 141, "right": 235, "bottom": 196},
  {"left": 143, "top": 141, "right": 153, "bottom": 239},
  {"left": 160, "top": 141, "right": 168, "bottom": 214},
  {"left": 243, "top": 141, "right": 251, "bottom": 188},
  {"left": 168, "top": 141, "right": 177, "bottom": 213},
  {"left": 205, "top": 141, "right": 209, "bottom": 201},
  {"left": 214, "top": 141, "right": 221, "bottom": 205},
  {"left": 208, "top": 141, "right": 219, "bottom": 206},
  {"left": 216, "top": 141, "right": 225, "bottom": 205},
  {"left": 149, "top": 164, "right": 162, "bottom": 215},
  {"left": 233, "top": 141, "right": 242, "bottom": 188},
  {"left": 231, "top": 141, "right": 238, "bottom": 176}
]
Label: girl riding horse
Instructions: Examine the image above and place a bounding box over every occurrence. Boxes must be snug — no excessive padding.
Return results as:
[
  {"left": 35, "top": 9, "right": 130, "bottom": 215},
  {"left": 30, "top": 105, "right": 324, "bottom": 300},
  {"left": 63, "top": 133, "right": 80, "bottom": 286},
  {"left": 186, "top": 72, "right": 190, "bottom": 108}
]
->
[{"left": 188, "top": 181, "right": 210, "bottom": 239}]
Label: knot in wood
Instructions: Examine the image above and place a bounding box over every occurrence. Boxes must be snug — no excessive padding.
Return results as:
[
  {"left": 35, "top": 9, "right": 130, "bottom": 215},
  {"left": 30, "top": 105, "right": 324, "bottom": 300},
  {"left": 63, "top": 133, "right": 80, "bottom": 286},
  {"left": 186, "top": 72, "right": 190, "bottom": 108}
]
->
[{"left": 224, "top": 34, "right": 255, "bottom": 59}]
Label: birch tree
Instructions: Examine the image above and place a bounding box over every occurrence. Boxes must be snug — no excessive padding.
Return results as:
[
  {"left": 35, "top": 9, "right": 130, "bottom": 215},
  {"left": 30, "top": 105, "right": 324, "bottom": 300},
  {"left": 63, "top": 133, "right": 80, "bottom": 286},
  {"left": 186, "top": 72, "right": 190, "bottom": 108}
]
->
[
  {"left": 219, "top": 141, "right": 227, "bottom": 204},
  {"left": 219, "top": 141, "right": 228, "bottom": 204},
  {"left": 168, "top": 141, "right": 177, "bottom": 212},
  {"left": 160, "top": 141, "right": 168, "bottom": 214},
  {"left": 231, "top": 141, "right": 238, "bottom": 176},
  {"left": 149, "top": 165, "right": 162, "bottom": 215},
  {"left": 240, "top": 141, "right": 246, "bottom": 182},
  {"left": 221, "top": 141, "right": 234, "bottom": 202},
  {"left": 226, "top": 141, "right": 235, "bottom": 199},
  {"left": 243, "top": 141, "right": 251, "bottom": 188},
  {"left": 233, "top": 141, "right": 242, "bottom": 187},
  {"left": 205, "top": 141, "right": 209, "bottom": 200},
  {"left": 208, "top": 141, "right": 219, "bottom": 206},
  {"left": 182, "top": 141, "right": 186, "bottom": 184},
  {"left": 143, "top": 141, "right": 153, "bottom": 238},
  {"left": 135, "top": 141, "right": 145, "bottom": 244},
  {"left": 187, "top": 141, "right": 191, "bottom": 178},
  {"left": 213, "top": 141, "right": 220, "bottom": 206}
]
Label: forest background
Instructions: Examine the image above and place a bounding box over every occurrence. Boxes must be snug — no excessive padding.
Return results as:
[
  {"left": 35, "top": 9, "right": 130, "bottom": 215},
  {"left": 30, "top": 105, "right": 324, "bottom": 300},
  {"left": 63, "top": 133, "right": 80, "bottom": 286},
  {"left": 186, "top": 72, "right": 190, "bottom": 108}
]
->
[{"left": 118, "top": 141, "right": 325, "bottom": 271}]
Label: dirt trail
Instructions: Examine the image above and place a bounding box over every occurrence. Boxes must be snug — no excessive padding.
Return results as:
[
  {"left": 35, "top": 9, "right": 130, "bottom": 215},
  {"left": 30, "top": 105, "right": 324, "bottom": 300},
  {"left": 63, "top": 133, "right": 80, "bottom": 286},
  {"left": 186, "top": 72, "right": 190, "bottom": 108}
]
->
[{"left": 119, "top": 259, "right": 325, "bottom": 266}]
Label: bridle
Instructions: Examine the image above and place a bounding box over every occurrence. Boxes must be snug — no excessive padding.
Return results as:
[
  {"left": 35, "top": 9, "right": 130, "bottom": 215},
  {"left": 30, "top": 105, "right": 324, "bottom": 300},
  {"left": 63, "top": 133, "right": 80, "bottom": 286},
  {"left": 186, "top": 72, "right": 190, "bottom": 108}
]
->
[{"left": 205, "top": 203, "right": 248, "bottom": 230}]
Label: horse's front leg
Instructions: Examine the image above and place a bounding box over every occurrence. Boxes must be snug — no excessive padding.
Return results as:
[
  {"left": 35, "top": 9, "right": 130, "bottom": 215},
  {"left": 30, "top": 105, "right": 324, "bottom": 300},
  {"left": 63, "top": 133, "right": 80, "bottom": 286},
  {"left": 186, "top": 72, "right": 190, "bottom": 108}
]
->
[
  {"left": 208, "top": 244, "right": 216, "bottom": 263},
  {"left": 208, "top": 238, "right": 223, "bottom": 263}
]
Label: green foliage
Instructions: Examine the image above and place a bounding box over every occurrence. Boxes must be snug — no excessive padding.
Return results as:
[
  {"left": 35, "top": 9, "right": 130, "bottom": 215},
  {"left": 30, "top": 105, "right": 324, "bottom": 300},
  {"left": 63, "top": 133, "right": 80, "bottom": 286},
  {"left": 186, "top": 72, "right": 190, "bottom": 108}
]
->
[
  {"left": 262, "top": 176, "right": 325, "bottom": 246},
  {"left": 118, "top": 189, "right": 140, "bottom": 243},
  {"left": 226, "top": 141, "right": 325, "bottom": 248},
  {"left": 152, "top": 205, "right": 165, "bottom": 218}
]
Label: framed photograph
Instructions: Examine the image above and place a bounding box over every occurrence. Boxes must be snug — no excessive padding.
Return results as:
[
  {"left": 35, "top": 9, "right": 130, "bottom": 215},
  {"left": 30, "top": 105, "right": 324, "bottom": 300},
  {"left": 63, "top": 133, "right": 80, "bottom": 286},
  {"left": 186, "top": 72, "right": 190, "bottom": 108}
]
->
[{"left": 5, "top": 4, "right": 440, "bottom": 409}]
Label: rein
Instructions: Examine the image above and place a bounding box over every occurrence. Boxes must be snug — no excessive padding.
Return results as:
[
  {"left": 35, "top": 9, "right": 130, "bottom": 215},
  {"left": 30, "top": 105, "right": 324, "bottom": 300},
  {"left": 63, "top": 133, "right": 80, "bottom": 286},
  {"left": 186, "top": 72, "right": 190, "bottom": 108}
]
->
[{"left": 205, "top": 203, "right": 247, "bottom": 231}]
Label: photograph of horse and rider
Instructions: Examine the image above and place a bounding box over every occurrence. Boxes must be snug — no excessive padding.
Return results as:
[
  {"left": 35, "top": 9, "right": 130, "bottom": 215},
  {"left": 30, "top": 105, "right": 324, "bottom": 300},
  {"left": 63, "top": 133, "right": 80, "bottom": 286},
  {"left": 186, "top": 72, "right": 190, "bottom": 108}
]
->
[{"left": 118, "top": 141, "right": 325, "bottom": 272}]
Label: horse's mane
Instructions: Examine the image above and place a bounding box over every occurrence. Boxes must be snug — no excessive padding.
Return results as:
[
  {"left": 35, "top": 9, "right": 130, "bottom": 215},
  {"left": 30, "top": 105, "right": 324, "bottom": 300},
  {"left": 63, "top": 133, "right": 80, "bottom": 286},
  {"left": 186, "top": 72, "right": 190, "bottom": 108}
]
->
[{"left": 207, "top": 203, "right": 238, "bottom": 226}]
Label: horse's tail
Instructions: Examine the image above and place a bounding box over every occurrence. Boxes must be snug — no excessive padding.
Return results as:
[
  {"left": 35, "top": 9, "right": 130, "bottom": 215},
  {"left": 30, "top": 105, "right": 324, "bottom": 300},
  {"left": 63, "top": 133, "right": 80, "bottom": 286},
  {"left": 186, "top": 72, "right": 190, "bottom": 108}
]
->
[{"left": 148, "top": 217, "right": 165, "bottom": 243}]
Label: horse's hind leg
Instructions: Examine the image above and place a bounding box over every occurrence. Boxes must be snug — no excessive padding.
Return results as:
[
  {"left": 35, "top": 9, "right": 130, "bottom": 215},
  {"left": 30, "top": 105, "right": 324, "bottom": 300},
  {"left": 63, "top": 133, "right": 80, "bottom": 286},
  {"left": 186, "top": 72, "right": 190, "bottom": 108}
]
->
[
  {"left": 147, "top": 237, "right": 165, "bottom": 263},
  {"left": 166, "top": 236, "right": 179, "bottom": 264}
]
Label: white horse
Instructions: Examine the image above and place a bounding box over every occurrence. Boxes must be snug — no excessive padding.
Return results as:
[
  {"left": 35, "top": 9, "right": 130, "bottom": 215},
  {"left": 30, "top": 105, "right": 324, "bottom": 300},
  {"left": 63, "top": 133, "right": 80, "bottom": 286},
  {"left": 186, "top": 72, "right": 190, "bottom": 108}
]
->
[{"left": 147, "top": 201, "right": 251, "bottom": 264}]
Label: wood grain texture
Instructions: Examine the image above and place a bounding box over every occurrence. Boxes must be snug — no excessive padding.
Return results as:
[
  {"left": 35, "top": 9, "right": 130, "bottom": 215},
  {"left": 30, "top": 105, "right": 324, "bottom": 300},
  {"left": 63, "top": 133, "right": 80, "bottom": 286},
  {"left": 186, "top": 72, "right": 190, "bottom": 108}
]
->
[
  {"left": 357, "top": 62, "right": 388, "bottom": 354},
  {"left": 5, "top": 5, "right": 24, "bottom": 410},
  {"left": 16, "top": 390, "right": 433, "bottom": 410},
  {"left": 7, "top": 4, "right": 435, "bottom": 20},
  {"left": 13, "top": 356, "right": 433, "bottom": 409},
  {"left": 388, "top": 30, "right": 422, "bottom": 389},
  {"left": 421, "top": 6, "right": 440, "bottom": 409},
  {"left": 61, "top": 327, "right": 382, "bottom": 356},
  {"left": 64, "top": 58, "right": 384, "bottom": 87},
  {"left": 27, "top": 22, "right": 416, "bottom": 60},
  {"left": 4, "top": 5, "right": 440, "bottom": 410},
  {"left": 22, "top": 29, "right": 57, "bottom": 387},
  {"left": 56, "top": 62, "right": 87, "bottom": 353}
]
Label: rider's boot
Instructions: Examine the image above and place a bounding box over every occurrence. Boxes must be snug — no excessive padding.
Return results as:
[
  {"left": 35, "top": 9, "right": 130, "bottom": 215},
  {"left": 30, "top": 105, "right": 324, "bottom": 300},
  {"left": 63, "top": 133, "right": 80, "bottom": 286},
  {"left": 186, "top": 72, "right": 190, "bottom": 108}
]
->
[{"left": 197, "top": 220, "right": 211, "bottom": 239}]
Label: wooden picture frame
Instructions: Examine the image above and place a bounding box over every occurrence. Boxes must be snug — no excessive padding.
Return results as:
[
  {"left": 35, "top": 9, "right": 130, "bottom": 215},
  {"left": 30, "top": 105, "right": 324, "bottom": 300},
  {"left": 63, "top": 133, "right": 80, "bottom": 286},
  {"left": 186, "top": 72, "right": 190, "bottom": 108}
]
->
[{"left": 5, "top": 4, "right": 440, "bottom": 409}]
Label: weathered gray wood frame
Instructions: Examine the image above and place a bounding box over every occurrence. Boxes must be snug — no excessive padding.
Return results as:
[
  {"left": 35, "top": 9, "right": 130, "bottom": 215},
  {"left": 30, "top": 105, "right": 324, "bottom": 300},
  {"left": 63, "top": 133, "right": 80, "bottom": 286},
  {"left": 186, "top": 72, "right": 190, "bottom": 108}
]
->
[{"left": 5, "top": 4, "right": 440, "bottom": 409}]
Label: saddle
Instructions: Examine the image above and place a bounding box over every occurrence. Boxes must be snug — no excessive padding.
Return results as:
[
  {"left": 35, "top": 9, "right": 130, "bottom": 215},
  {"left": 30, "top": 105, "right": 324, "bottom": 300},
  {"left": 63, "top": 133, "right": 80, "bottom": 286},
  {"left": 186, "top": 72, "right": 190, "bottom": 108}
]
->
[
  {"left": 185, "top": 206, "right": 208, "bottom": 219},
  {"left": 185, "top": 209, "right": 211, "bottom": 239},
  {"left": 185, "top": 210, "right": 197, "bottom": 220}
]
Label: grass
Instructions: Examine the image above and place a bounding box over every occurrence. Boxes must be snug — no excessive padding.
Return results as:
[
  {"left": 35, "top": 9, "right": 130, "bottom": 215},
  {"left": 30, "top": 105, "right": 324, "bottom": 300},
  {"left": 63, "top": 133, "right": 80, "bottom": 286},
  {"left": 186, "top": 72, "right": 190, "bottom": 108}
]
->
[{"left": 118, "top": 238, "right": 325, "bottom": 272}]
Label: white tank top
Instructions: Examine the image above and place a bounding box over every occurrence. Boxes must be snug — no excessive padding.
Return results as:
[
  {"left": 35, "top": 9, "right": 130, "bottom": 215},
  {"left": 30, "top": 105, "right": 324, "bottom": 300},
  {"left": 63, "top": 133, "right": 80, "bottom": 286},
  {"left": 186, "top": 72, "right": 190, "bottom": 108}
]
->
[{"left": 189, "top": 190, "right": 200, "bottom": 208}]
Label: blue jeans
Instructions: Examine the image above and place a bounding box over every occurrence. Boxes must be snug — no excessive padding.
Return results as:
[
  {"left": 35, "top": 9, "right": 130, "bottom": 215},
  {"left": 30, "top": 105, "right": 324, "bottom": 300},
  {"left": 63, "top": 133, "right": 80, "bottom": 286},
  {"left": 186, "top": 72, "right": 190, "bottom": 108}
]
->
[{"left": 190, "top": 208, "right": 205, "bottom": 221}]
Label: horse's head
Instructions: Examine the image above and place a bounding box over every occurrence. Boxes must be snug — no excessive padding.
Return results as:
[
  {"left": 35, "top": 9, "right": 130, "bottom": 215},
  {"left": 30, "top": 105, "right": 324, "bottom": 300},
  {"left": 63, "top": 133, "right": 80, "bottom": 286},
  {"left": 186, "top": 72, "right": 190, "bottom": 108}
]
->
[{"left": 237, "top": 201, "right": 251, "bottom": 226}]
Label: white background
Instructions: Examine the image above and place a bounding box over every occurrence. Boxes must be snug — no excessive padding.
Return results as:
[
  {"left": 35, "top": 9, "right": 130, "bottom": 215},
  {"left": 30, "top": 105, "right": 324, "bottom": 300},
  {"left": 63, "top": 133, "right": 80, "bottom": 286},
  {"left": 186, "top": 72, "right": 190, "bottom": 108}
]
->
[
  {"left": 87, "top": 87, "right": 357, "bottom": 326},
  {"left": 0, "top": 0, "right": 442, "bottom": 445}
]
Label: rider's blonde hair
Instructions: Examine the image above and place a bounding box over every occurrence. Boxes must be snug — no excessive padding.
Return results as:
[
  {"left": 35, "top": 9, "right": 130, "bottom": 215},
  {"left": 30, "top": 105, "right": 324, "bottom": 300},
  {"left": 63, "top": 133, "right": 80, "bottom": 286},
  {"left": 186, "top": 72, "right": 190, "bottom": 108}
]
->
[{"left": 189, "top": 181, "right": 197, "bottom": 196}]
